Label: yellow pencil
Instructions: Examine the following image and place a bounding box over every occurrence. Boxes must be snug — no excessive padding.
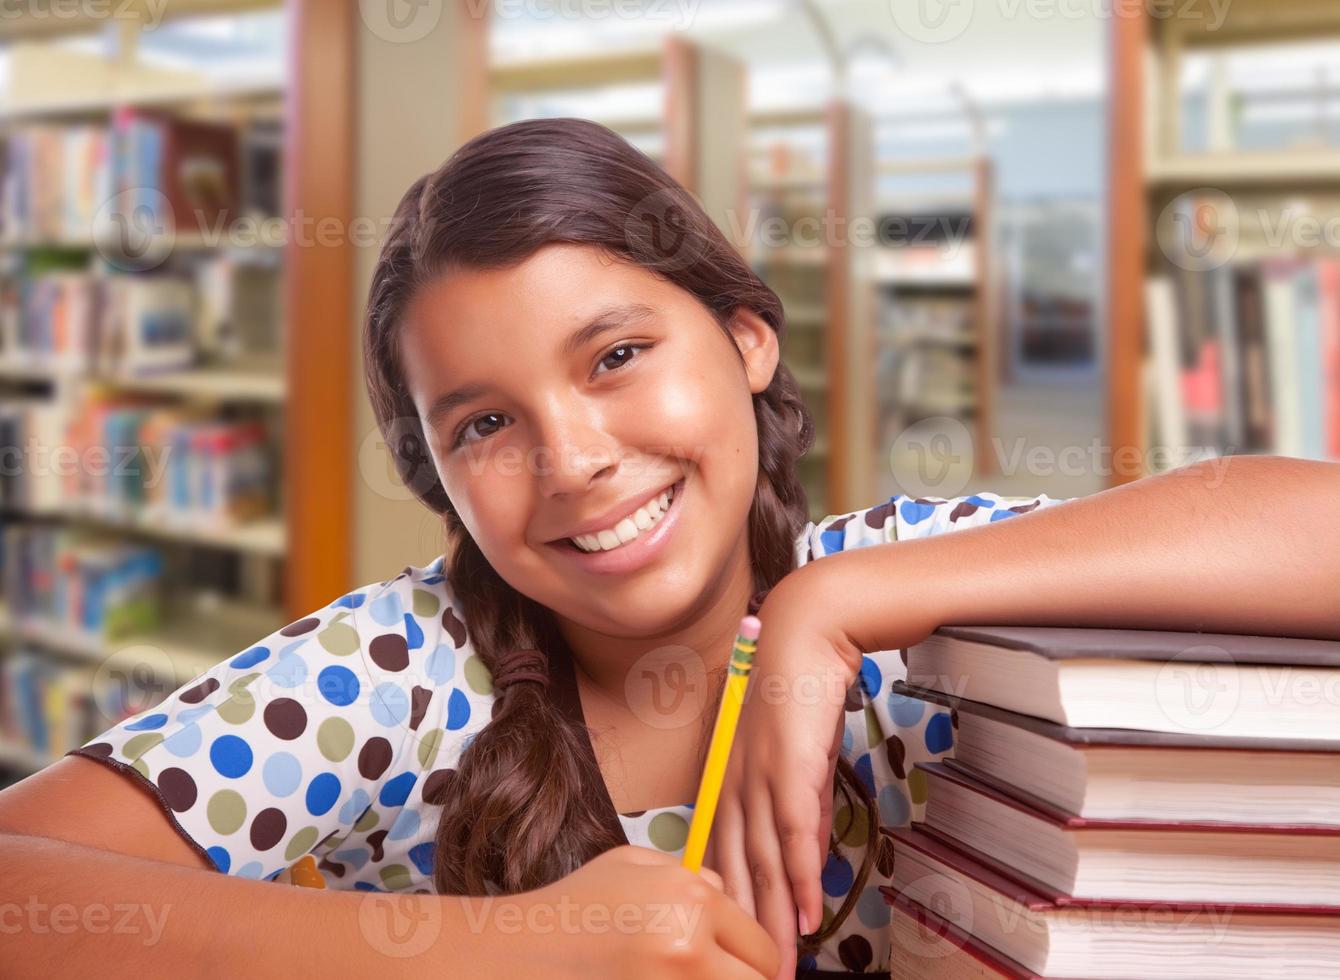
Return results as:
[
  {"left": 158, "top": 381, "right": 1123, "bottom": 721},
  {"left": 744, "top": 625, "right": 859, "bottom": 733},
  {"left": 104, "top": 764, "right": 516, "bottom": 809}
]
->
[{"left": 682, "top": 614, "right": 762, "bottom": 873}]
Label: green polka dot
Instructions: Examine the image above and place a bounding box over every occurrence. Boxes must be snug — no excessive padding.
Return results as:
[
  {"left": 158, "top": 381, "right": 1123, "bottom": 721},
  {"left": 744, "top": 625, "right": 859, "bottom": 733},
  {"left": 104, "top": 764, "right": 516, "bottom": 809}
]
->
[
  {"left": 864, "top": 705, "right": 882, "bottom": 750},
  {"left": 380, "top": 864, "right": 412, "bottom": 890},
  {"left": 908, "top": 767, "right": 929, "bottom": 805},
  {"left": 647, "top": 812, "right": 690, "bottom": 852},
  {"left": 229, "top": 672, "right": 261, "bottom": 694},
  {"left": 834, "top": 803, "right": 868, "bottom": 847},
  {"left": 122, "top": 732, "right": 164, "bottom": 759},
  {"left": 319, "top": 621, "right": 360, "bottom": 656},
  {"left": 216, "top": 693, "right": 256, "bottom": 725},
  {"left": 131, "top": 758, "right": 150, "bottom": 780},
  {"left": 207, "top": 790, "right": 247, "bottom": 835},
  {"left": 285, "top": 826, "right": 320, "bottom": 861},
  {"left": 317, "top": 717, "right": 355, "bottom": 761},
  {"left": 355, "top": 807, "right": 380, "bottom": 832},
  {"left": 463, "top": 655, "right": 493, "bottom": 696},
  {"left": 416, "top": 729, "right": 443, "bottom": 770},
  {"left": 412, "top": 589, "right": 440, "bottom": 618}
]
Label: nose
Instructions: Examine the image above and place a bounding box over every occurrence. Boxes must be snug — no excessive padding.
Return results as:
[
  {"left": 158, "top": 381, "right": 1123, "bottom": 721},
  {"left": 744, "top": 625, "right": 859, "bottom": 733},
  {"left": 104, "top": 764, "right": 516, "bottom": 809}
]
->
[{"left": 532, "top": 399, "right": 622, "bottom": 499}]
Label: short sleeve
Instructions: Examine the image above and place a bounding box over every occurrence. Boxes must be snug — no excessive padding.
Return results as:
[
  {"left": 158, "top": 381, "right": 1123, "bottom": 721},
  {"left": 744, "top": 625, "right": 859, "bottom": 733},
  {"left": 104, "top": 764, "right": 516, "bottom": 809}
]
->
[
  {"left": 67, "top": 562, "right": 451, "bottom": 883},
  {"left": 800, "top": 491, "right": 1072, "bottom": 561}
]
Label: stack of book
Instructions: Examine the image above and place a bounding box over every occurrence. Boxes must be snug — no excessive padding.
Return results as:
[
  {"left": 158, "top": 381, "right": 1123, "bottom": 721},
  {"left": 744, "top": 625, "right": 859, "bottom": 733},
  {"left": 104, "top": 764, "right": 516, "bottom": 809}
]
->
[{"left": 882, "top": 625, "right": 1340, "bottom": 978}]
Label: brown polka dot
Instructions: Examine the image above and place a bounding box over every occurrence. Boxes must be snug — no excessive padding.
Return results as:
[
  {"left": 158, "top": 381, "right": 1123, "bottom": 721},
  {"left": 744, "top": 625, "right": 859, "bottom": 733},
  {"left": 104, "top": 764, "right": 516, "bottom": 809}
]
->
[
  {"left": 263, "top": 698, "right": 307, "bottom": 740},
  {"left": 885, "top": 735, "right": 907, "bottom": 780},
  {"left": 422, "top": 767, "right": 456, "bottom": 803},
  {"left": 156, "top": 767, "right": 198, "bottom": 812},
  {"left": 179, "top": 677, "right": 219, "bottom": 704},
  {"left": 358, "top": 737, "right": 393, "bottom": 780},
  {"left": 843, "top": 681, "right": 863, "bottom": 713},
  {"left": 250, "top": 807, "right": 287, "bottom": 851},
  {"left": 82, "top": 742, "right": 113, "bottom": 758},
  {"left": 280, "top": 617, "right": 320, "bottom": 637},
  {"left": 441, "top": 606, "right": 467, "bottom": 648},
  {"left": 864, "top": 501, "right": 893, "bottom": 529},
  {"left": 409, "top": 686, "right": 433, "bottom": 731},
  {"left": 318, "top": 856, "right": 346, "bottom": 879},
  {"left": 367, "top": 829, "right": 388, "bottom": 863},
  {"left": 838, "top": 935, "right": 873, "bottom": 971},
  {"left": 369, "top": 633, "right": 409, "bottom": 672}
]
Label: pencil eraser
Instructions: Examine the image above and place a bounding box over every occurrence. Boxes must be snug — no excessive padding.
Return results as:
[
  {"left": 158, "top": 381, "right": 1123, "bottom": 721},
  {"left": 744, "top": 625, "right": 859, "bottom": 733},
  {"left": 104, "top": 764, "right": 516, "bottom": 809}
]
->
[{"left": 738, "top": 615, "right": 762, "bottom": 641}]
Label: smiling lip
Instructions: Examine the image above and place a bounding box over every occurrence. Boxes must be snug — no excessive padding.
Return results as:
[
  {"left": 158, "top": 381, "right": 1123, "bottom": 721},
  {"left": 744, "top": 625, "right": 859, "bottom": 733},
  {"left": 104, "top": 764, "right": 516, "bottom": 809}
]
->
[
  {"left": 547, "top": 479, "right": 682, "bottom": 543},
  {"left": 548, "top": 477, "right": 686, "bottom": 575}
]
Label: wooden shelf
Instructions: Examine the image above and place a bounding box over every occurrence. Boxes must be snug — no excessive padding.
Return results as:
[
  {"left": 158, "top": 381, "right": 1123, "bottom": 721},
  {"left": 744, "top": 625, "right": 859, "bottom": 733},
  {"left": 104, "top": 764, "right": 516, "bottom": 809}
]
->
[
  {"left": 15, "top": 506, "right": 287, "bottom": 557},
  {"left": 491, "top": 48, "right": 663, "bottom": 94},
  {"left": 1147, "top": 150, "right": 1340, "bottom": 188},
  {"left": 0, "top": 360, "right": 285, "bottom": 404},
  {"left": 0, "top": 79, "right": 285, "bottom": 122}
]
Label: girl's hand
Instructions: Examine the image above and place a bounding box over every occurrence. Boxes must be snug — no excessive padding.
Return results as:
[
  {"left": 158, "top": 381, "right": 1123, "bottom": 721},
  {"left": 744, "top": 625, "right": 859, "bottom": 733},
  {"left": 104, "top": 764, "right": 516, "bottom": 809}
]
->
[
  {"left": 509, "top": 844, "right": 781, "bottom": 979},
  {"left": 702, "top": 558, "right": 935, "bottom": 979}
]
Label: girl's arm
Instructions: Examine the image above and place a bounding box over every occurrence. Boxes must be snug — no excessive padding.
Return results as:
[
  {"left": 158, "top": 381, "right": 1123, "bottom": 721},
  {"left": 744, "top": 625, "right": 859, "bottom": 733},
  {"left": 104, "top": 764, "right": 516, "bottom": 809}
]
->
[
  {"left": 0, "top": 756, "right": 779, "bottom": 979},
  {"left": 826, "top": 454, "right": 1340, "bottom": 652},
  {"left": 711, "top": 454, "right": 1340, "bottom": 975}
]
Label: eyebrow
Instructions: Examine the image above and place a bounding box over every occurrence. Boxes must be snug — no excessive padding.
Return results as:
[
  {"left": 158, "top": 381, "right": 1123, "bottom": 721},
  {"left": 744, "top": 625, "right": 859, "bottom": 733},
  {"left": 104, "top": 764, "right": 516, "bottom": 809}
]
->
[{"left": 422, "top": 303, "right": 659, "bottom": 433}]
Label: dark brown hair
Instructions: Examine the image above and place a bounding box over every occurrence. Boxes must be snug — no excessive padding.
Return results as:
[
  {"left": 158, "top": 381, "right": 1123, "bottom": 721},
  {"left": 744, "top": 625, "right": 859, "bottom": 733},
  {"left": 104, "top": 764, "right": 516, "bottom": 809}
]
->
[{"left": 362, "top": 117, "right": 878, "bottom": 948}]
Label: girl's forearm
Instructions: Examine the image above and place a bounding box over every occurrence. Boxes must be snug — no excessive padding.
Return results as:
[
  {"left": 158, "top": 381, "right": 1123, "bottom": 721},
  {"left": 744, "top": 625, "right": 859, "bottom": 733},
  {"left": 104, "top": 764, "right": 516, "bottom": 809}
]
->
[
  {"left": 0, "top": 832, "right": 515, "bottom": 978},
  {"left": 819, "top": 455, "right": 1340, "bottom": 656}
]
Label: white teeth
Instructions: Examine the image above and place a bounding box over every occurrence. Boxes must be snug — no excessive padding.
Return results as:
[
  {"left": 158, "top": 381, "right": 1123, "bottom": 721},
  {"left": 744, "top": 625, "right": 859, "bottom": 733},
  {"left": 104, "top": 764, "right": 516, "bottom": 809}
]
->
[{"left": 571, "top": 483, "right": 678, "bottom": 553}]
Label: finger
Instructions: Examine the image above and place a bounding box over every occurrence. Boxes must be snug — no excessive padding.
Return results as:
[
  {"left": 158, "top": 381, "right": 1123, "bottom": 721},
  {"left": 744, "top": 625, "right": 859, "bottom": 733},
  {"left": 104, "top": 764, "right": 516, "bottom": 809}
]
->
[
  {"left": 811, "top": 710, "right": 845, "bottom": 928},
  {"left": 709, "top": 786, "right": 756, "bottom": 919},
  {"left": 706, "top": 882, "right": 784, "bottom": 980},
  {"left": 697, "top": 865, "right": 725, "bottom": 893},
  {"left": 770, "top": 772, "right": 823, "bottom": 939},
  {"left": 743, "top": 785, "right": 798, "bottom": 979}
]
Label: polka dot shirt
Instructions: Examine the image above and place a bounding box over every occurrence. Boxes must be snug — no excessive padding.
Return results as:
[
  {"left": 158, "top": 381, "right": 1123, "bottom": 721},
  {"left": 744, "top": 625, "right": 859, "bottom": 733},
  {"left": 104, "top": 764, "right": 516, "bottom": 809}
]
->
[{"left": 69, "top": 490, "right": 1065, "bottom": 975}]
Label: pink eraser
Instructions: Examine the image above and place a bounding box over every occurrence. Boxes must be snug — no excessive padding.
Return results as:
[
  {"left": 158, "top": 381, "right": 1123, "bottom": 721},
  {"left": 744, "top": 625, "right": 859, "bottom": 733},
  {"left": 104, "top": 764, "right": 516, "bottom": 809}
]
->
[{"left": 738, "top": 615, "right": 762, "bottom": 641}]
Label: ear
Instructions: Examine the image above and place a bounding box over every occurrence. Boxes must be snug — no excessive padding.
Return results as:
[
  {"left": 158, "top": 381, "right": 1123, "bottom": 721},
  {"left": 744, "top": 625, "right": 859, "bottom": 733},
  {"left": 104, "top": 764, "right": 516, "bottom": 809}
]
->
[{"left": 727, "top": 307, "right": 780, "bottom": 396}]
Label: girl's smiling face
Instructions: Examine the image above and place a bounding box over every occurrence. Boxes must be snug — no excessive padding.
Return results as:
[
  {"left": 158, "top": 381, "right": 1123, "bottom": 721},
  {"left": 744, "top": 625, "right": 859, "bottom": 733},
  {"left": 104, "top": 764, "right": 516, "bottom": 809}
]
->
[{"left": 400, "top": 243, "right": 780, "bottom": 637}]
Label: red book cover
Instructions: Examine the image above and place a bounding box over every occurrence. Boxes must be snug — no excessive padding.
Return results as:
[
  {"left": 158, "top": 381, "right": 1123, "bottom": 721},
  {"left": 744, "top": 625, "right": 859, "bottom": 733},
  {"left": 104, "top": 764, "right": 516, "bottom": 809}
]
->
[{"left": 1319, "top": 258, "right": 1340, "bottom": 459}]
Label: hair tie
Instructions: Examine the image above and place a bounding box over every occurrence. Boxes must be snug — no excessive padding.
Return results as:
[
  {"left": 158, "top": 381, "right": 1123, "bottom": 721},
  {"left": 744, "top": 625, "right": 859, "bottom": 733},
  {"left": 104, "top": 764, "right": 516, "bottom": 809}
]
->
[{"left": 491, "top": 648, "right": 550, "bottom": 692}]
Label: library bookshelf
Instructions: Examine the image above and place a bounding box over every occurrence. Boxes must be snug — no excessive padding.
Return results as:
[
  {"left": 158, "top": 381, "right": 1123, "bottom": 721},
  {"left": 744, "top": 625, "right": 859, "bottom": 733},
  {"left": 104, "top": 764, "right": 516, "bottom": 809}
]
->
[
  {"left": 1106, "top": 0, "right": 1340, "bottom": 487},
  {"left": 0, "top": 0, "right": 355, "bottom": 779}
]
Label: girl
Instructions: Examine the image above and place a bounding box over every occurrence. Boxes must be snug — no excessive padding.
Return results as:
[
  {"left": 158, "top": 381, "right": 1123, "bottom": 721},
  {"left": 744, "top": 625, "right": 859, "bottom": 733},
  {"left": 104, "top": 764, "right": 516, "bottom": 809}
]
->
[{"left": 1, "top": 118, "right": 1336, "bottom": 980}]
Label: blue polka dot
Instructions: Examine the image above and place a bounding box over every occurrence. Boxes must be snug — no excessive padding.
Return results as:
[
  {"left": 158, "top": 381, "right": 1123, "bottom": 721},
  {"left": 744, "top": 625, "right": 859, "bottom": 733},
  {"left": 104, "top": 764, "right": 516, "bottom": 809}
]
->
[
  {"left": 353, "top": 881, "right": 382, "bottom": 892},
  {"left": 163, "top": 723, "right": 202, "bottom": 757},
  {"left": 126, "top": 713, "right": 168, "bottom": 731},
  {"left": 209, "top": 735, "right": 253, "bottom": 778},
  {"left": 230, "top": 646, "right": 270, "bottom": 669},
  {"left": 821, "top": 853, "right": 854, "bottom": 897},
  {"left": 445, "top": 688, "right": 471, "bottom": 730},
  {"left": 799, "top": 954, "right": 817, "bottom": 971},
  {"left": 820, "top": 528, "right": 846, "bottom": 554},
  {"left": 267, "top": 648, "right": 308, "bottom": 688},
  {"left": 990, "top": 507, "right": 1019, "bottom": 522},
  {"left": 306, "top": 773, "right": 342, "bottom": 816},
  {"left": 858, "top": 657, "right": 882, "bottom": 699},
  {"left": 265, "top": 869, "right": 284, "bottom": 881},
  {"left": 318, "top": 665, "right": 360, "bottom": 707},
  {"left": 388, "top": 808, "right": 421, "bottom": 841},
  {"left": 854, "top": 753, "right": 875, "bottom": 795},
  {"left": 856, "top": 885, "right": 891, "bottom": 929},
  {"left": 206, "top": 846, "right": 231, "bottom": 873},
  {"left": 370, "top": 591, "right": 403, "bottom": 627},
  {"left": 177, "top": 705, "right": 214, "bottom": 724},
  {"left": 421, "top": 574, "right": 443, "bottom": 586},
  {"left": 879, "top": 784, "right": 910, "bottom": 826},
  {"left": 370, "top": 682, "right": 409, "bottom": 727},
  {"left": 262, "top": 751, "right": 303, "bottom": 797},
  {"left": 339, "top": 789, "right": 372, "bottom": 825},
  {"left": 841, "top": 725, "right": 854, "bottom": 755},
  {"left": 404, "top": 613, "right": 424, "bottom": 651},
  {"left": 235, "top": 861, "right": 265, "bottom": 879},
  {"left": 425, "top": 645, "right": 455, "bottom": 685},
  {"left": 899, "top": 499, "right": 935, "bottom": 525},
  {"left": 964, "top": 494, "right": 994, "bottom": 508},
  {"left": 331, "top": 591, "right": 366, "bottom": 610},
  {"left": 408, "top": 842, "right": 435, "bottom": 876},
  {"left": 887, "top": 691, "right": 926, "bottom": 727},
  {"left": 334, "top": 847, "right": 371, "bottom": 872},
  {"left": 379, "top": 771, "right": 417, "bottom": 808},
  {"left": 925, "top": 712, "right": 954, "bottom": 754}
]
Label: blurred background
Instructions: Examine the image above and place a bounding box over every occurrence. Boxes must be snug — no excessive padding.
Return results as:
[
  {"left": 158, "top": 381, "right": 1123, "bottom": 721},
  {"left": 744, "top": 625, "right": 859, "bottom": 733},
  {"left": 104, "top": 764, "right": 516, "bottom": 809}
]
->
[{"left": 0, "top": 0, "right": 1336, "bottom": 786}]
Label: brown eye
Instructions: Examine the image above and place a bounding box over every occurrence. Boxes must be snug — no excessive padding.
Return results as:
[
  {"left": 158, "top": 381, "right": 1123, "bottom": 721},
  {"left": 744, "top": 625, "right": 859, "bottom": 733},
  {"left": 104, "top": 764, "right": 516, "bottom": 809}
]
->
[
  {"left": 596, "top": 343, "right": 649, "bottom": 375},
  {"left": 453, "top": 412, "right": 508, "bottom": 448}
]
